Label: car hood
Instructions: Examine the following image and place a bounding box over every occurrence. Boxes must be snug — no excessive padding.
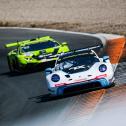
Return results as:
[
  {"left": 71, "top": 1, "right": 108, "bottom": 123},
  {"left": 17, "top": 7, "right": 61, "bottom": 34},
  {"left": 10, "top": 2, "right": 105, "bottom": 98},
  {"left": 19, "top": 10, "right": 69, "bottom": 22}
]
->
[{"left": 62, "top": 65, "right": 92, "bottom": 74}]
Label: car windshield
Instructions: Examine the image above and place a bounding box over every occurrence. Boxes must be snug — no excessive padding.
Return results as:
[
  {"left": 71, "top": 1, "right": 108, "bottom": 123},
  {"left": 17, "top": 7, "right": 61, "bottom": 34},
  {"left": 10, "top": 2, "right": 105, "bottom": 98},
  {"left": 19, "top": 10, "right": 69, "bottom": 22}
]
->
[
  {"left": 21, "top": 41, "right": 59, "bottom": 52},
  {"left": 56, "top": 54, "right": 99, "bottom": 73}
]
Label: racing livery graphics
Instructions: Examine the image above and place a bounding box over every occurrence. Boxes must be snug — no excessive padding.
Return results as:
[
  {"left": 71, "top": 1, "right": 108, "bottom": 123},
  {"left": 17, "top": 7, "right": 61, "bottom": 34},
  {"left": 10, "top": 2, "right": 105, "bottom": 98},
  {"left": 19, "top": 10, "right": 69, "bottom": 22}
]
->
[
  {"left": 45, "top": 45, "right": 115, "bottom": 96},
  {"left": 5, "top": 36, "right": 70, "bottom": 72}
]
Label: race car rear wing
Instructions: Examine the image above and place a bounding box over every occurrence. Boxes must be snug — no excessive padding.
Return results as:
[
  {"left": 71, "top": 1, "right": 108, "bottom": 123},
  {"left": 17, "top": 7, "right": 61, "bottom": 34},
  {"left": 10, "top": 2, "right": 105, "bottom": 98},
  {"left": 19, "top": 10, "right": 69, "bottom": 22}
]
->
[
  {"left": 54, "top": 44, "right": 103, "bottom": 68},
  {"left": 5, "top": 36, "right": 52, "bottom": 48},
  {"left": 5, "top": 41, "right": 20, "bottom": 48},
  {"left": 59, "top": 44, "right": 103, "bottom": 59}
]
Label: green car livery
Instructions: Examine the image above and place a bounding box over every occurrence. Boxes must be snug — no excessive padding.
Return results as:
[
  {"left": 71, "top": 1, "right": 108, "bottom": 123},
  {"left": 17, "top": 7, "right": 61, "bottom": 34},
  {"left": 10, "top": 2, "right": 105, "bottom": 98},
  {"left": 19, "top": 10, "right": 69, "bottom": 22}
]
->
[{"left": 5, "top": 36, "right": 70, "bottom": 72}]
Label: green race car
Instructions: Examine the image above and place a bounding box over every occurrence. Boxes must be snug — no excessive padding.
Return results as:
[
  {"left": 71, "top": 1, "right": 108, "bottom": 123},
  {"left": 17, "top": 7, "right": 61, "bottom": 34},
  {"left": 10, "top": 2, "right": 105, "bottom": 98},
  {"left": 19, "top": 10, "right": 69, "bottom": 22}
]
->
[{"left": 5, "top": 36, "right": 70, "bottom": 72}]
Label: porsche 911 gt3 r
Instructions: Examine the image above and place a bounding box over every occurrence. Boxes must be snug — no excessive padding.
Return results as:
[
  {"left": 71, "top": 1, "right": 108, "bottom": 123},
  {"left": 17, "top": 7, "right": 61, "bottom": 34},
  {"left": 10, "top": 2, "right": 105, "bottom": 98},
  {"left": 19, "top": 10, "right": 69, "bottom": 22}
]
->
[
  {"left": 45, "top": 45, "right": 115, "bottom": 96},
  {"left": 5, "top": 36, "right": 70, "bottom": 72}
]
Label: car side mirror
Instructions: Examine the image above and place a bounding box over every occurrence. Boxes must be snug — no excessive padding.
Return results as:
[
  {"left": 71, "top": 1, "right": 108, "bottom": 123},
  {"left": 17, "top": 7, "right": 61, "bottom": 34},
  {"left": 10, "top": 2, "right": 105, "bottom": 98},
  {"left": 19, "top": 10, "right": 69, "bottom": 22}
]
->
[
  {"left": 45, "top": 68, "right": 52, "bottom": 75},
  {"left": 61, "top": 42, "right": 67, "bottom": 46},
  {"left": 103, "top": 56, "right": 109, "bottom": 62}
]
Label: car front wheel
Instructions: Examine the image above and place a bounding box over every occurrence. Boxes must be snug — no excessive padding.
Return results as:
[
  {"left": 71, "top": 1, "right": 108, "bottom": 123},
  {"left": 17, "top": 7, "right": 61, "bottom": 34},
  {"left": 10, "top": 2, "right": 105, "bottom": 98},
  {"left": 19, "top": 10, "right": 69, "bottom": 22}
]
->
[{"left": 7, "top": 56, "right": 16, "bottom": 73}]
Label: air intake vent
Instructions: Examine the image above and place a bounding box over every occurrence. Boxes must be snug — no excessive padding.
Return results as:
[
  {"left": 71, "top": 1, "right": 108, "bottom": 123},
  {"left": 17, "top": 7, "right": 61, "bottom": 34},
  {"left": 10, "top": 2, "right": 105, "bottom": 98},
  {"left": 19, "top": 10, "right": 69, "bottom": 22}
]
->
[
  {"left": 64, "top": 82, "right": 101, "bottom": 95},
  {"left": 65, "top": 75, "right": 70, "bottom": 78}
]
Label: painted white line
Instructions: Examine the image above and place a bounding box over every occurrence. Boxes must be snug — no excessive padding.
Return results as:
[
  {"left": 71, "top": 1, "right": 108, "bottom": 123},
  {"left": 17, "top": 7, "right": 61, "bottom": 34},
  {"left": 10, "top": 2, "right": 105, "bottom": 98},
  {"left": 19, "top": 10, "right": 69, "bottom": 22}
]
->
[
  {"left": 112, "top": 64, "right": 118, "bottom": 72},
  {"left": 0, "top": 26, "right": 93, "bottom": 34}
]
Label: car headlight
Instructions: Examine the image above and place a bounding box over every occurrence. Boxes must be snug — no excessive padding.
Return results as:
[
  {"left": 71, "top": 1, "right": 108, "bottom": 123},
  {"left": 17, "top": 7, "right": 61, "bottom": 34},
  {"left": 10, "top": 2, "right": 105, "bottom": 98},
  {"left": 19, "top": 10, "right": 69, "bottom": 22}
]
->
[
  {"left": 51, "top": 74, "right": 60, "bottom": 82},
  {"left": 99, "top": 64, "right": 107, "bottom": 72}
]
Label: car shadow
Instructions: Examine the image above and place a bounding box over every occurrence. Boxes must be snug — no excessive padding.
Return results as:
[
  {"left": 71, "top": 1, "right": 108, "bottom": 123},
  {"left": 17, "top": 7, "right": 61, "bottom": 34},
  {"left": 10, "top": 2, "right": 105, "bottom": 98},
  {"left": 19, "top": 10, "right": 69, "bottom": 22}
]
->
[
  {"left": 29, "top": 87, "right": 103, "bottom": 103},
  {"left": 0, "top": 62, "right": 55, "bottom": 77},
  {"left": 0, "top": 69, "right": 43, "bottom": 77}
]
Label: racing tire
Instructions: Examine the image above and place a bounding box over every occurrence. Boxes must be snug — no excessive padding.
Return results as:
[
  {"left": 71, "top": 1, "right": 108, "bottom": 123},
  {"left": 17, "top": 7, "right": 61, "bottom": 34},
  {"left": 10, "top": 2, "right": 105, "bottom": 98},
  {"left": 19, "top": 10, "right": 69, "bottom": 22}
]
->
[
  {"left": 7, "top": 56, "right": 16, "bottom": 73},
  {"left": 104, "top": 82, "right": 115, "bottom": 89},
  {"left": 14, "top": 57, "right": 25, "bottom": 73}
]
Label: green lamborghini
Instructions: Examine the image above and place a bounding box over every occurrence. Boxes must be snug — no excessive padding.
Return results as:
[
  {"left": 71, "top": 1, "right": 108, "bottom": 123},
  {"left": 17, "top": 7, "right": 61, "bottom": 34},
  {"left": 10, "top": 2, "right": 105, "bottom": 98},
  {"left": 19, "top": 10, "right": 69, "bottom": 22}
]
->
[{"left": 5, "top": 36, "right": 70, "bottom": 72}]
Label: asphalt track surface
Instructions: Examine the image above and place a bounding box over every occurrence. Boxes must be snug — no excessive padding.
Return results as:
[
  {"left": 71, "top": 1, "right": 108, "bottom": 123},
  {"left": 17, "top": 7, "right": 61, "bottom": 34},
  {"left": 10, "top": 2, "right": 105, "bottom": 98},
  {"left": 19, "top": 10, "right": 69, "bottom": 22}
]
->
[
  {"left": 1, "top": 28, "right": 126, "bottom": 126},
  {"left": 0, "top": 28, "right": 104, "bottom": 126}
]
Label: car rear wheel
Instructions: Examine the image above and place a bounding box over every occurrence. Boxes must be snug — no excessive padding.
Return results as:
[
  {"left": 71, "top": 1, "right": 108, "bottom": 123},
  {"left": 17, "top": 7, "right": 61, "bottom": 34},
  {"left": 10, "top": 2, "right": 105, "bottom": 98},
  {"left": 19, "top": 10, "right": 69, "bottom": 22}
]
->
[{"left": 14, "top": 57, "right": 25, "bottom": 73}]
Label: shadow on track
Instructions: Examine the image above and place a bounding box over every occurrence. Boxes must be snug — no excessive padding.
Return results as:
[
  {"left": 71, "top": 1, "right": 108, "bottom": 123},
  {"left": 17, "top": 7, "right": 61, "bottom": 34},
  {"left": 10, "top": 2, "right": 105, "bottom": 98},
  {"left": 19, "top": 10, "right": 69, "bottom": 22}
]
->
[
  {"left": 29, "top": 88, "right": 103, "bottom": 103},
  {"left": 0, "top": 70, "right": 42, "bottom": 77},
  {"left": 0, "top": 62, "right": 54, "bottom": 77}
]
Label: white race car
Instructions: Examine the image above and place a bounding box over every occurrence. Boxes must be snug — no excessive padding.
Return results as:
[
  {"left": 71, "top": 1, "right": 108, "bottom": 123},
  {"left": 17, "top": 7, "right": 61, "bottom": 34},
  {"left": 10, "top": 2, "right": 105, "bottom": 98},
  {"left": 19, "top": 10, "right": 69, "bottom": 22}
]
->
[{"left": 45, "top": 45, "right": 115, "bottom": 96}]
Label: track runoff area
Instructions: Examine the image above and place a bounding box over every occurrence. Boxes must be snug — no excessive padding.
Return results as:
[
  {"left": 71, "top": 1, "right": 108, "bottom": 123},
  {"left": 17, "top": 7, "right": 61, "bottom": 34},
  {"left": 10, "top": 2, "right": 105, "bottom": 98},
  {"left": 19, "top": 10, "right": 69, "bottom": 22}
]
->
[
  {"left": 89, "top": 34, "right": 125, "bottom": 115},
  {"left": 60, "top": 33, "right": 125, "bottom": 125},
  {"left": 0, "top": 28, "right": 125, "bottom": 126}
]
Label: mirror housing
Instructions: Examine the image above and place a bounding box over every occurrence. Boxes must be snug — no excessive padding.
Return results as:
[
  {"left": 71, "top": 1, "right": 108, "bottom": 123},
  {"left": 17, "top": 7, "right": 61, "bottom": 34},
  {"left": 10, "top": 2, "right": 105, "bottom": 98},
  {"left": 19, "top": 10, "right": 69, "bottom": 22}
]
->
[{"left": 103, "top": 56, "right": 109, "bottom": 62}]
